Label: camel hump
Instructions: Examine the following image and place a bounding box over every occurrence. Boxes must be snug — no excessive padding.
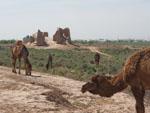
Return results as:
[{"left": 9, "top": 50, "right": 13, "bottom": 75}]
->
[
  {"left": 12, "top": 41, "right": 29, "bottom": 57},
  {"left": 123, "top": 48, "right": 150, "bottom": 81},
  {"left": 14, "top": 40, "right": 24, "bottom": 50}
]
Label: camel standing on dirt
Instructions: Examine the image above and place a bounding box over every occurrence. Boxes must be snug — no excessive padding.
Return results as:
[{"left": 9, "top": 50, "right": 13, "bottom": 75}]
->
[
  {"left": 81, "top": 48, "right": 150, "bottom": 113},
  {"left": 11, "top": 40, "right": 32, "bottom": 75},
  {"left": 46, "top": 53, "right": 53, "bottom": 70}
]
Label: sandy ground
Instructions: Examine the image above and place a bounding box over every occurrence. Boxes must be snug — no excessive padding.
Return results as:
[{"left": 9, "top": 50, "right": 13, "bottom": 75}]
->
[{"left": 0, "top": 66, "right": 150, "bottom": 113}]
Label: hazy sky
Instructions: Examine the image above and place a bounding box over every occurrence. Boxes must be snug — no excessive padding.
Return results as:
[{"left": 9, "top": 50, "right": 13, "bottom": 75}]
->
[{"left": 0, "top": 0, "right": 150, "bottom": 40}]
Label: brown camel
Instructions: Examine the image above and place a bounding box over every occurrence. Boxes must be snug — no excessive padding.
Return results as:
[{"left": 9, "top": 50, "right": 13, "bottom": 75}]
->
[
  {"left": 46, "top": 53, "right": 53, "bottom": 70},
  {"left": 81, "top": 48, "right": 150, "bottom": 113},
  {"left": 94, "top": 52, "right": 100, "bottom": 65},
  {"left": 11, "top": 40, "right": 32, "bottom": 75}
]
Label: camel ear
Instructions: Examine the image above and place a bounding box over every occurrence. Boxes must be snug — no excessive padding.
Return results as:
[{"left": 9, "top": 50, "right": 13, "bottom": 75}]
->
[
  {"left": 91, "top": 75, "right": 109, "bottom": 85},
  {"left": 91, "top": 75, "right": 99, "bottom": 83}
]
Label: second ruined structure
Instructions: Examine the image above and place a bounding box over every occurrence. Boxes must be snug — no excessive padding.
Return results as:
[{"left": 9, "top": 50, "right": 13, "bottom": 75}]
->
[{"left": 53, "top": 27, "right": 72, "bottom": 45}]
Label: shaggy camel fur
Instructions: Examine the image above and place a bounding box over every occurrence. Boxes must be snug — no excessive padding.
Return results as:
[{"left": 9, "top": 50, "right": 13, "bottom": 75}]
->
[
  {"left": 81, "top": 48, "right": 150, "bottom": 113},
  {"left": 46, "top": 53, "right": 53, "bottom": 70},
  {"left": 11, "top": 40, "right": 32, "bottom": 75}
]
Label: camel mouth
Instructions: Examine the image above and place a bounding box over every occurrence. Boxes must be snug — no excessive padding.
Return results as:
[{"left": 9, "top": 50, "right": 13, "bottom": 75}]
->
[
  {"left": 81, "top": 82, "right": 96, "bottom": 94},
  {"left": 81, "top": 88, "right": 86, "bottom": 93}
]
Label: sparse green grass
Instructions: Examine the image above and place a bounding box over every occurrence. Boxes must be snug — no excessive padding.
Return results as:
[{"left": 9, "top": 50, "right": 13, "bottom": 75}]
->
[
  {"left": 0, "top": 46, "right": 134, "bottom": 81},
  {"left": 0, "top": 39, "right": 149, "bottom": 81},
  {"left": 29, "top": 48, "right": 97, "bottom": 80}
]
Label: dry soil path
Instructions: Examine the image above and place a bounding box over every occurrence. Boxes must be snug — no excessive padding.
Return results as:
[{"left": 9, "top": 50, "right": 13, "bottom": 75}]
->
[{"left": 0, "top": 66, "right": 150, "bottom": 113}]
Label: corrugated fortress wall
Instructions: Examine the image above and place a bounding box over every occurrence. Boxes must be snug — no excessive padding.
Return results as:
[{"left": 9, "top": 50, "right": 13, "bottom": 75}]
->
[{"left": 53, "top": 27, "right": 72, "bottom": 45}]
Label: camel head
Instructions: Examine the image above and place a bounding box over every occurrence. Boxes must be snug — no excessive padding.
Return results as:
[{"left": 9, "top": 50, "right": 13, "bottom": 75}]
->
[
  {"left": 81, "top": 81, "right": 97, "bottom": 94},
  {"left": 15, "top": 40, "right": 23, "bottom": 46},
  {"left": 81, "top": 75, "right": 114, "bottom": 97}
]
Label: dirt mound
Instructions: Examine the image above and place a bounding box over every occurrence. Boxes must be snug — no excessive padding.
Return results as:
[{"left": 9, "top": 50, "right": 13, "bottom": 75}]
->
[
  {"left": 41, "top": 91, "right": 74, "bottom": 108},
  {"left": 25, "top": 39, "right": 113, "bottom": 58},
  {"left": 25, "top": 37, "right": 76, "bottom": 50}
]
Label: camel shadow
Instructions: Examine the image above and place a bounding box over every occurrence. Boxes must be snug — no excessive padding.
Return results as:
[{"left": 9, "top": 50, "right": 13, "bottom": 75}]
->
[{"left": 26, "top": 74, "right": 41, "bottom": 78}]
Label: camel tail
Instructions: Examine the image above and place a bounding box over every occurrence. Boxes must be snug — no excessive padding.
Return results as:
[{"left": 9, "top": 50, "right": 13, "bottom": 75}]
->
[{"left": 123, "top": 48, "right": 150, "bottom": 82}]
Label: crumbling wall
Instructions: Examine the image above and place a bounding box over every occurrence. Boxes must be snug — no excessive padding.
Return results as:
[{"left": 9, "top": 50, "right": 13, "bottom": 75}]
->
[
  {"left": 35, "top": 30, "right": 47, "bottom": 46},
  {"left": 53, "top": 27, "right": 72, "bottom": 45}
]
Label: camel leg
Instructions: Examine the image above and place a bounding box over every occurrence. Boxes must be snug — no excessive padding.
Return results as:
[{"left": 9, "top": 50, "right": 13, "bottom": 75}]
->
[
  {"left": 18, "top": 58, "right": 21, "bottom": 74},
  {"left": 50, "top": 61, "right": 52, "bottom": 68},
  {"left": 46, "top": 62, "right": 49, "bottom": 70},
  {"left": 25, "top": 65, "right": 27, "bottom": 75},
  {"left": 24, "top": 62, "right": 27, "bottom": 75},
  {"left": 24, "top": 59, "right": 28, "bottom": 75},
  {"left": 25, "top": 71, "right": 28, "bottom": 75},
  {"left": 28, "top": 71, "right": 31, "bottom": 76},
  {"left": 12, "top": 58, "right": 17, "bottom": 73},
  {"left": 131, "top": 86, "right": 145, "bottom": 113}
]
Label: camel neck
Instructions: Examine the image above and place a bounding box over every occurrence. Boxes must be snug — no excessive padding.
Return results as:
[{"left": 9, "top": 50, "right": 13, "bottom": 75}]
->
[{"left": 110, "top": 72, "right": 128, "bottom": 94}]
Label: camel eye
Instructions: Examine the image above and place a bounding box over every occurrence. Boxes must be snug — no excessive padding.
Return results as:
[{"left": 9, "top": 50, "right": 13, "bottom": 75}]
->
[{"left": 91, "top": 75, "right": 99, "bottom": 83}]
